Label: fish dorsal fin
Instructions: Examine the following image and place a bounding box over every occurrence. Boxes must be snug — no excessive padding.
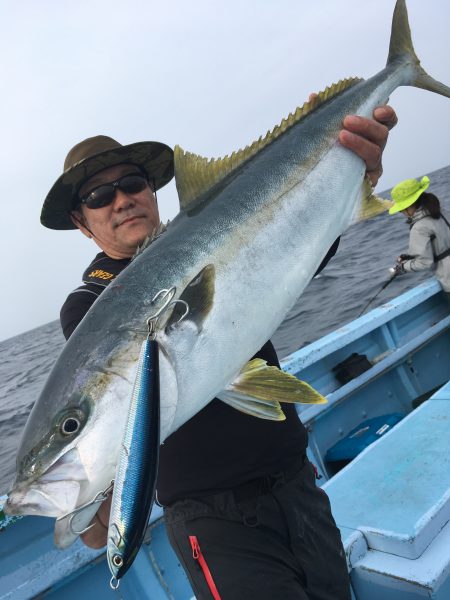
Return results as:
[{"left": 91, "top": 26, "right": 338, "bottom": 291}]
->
[
  {"left": 174, "top": 77, "right": 362, "bottom": 210},
  {"left": 216, "top": 358, "right": 326, "bottom": 420}
]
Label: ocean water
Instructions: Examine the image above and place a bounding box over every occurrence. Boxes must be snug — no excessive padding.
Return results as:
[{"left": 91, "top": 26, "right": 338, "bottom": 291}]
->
[{"left": 1, "top": 165, "right": 449, "bottom": 495}]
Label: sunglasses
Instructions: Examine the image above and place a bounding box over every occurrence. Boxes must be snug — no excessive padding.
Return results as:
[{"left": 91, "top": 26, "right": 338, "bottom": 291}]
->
[{"left": 78, "top": 173, "right": 150, "bottom": 209}]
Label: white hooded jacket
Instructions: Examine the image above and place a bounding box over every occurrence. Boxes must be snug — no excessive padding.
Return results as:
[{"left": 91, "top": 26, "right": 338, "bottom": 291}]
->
[{"left": 402, "top": 207, "right": 450, "bottom": 292}]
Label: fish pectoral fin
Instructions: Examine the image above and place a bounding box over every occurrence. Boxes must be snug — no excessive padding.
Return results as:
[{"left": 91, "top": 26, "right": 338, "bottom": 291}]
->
[
  {"left": 216, "top": 391, "right": 286, "bottom": 421},
  {"left": 166, "top": 264, "right": 215, "bottom": 332},
  {"left": 355, "top": 177, "right": 393, "bottom": 222},
  {"left": 218, "top": 358, "right": 326, "bottom": 417}
]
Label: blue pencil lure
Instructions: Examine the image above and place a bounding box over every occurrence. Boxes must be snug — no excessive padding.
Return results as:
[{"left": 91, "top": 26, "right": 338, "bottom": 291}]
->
[{"left": 107, "top": 333, "right": 160, "bottom": 589}]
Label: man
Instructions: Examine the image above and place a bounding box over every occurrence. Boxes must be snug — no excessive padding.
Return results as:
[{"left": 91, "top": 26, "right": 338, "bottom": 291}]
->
[{"left": 41, "top": 106, "right": 397, "bottom": 600}]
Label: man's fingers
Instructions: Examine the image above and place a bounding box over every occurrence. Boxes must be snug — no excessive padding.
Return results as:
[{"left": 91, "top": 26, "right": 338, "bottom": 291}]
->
[
  {"left": 80, "top": 495, "right": 112, "bottom": 549},
  {"left": 342, "top": 115, "right": 389, "bottom": 150},
  {"left": 80, "top": 515, "right": 108, "bottom": 548},
  {"left": 340, "top": 107, "right": 396, "bottom": 186},
  {"left": 309, "top": 98, "right": 397, "bottom": 186},
  {"left": 98, "top": 494, "right": 112, "bottom": 524},
  {"left": 339, "top": 129, "right": 382, "bottom": 175},
  {"left": 373, "top": 105, "right": 398, "bottom": 130}
]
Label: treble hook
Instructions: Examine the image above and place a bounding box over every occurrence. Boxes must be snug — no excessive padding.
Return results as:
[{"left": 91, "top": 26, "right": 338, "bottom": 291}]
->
[
  {"left": 165, "top": 299, "right": 189, "bottom": 329},
  {"left": 56, "top": 480, "right": 114, "bottom": 536},
  {"left": 148, "top": 287, "right": 177, "bottom": 319},
  {"left": 146, "top": 286, "right": 190, "bottom": 337}
]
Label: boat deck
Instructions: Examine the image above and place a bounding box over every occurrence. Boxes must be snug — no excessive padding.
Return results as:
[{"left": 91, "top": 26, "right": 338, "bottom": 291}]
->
[
  {"left": 327, "top": 379, "right": 450, "bottom": 599},
  {"left": 1, "top": 279, "right": 449, "bottom": 599}
]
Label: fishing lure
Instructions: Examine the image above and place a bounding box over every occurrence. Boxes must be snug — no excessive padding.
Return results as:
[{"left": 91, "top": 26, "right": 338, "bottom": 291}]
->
[{"left": 107, "top": 334, "right": 160, "bottom": 589}]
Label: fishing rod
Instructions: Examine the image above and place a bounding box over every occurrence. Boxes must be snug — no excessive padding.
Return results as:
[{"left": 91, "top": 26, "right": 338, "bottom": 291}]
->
[{"left": 357, "top": 271, "right": 398, "bottom": 318}]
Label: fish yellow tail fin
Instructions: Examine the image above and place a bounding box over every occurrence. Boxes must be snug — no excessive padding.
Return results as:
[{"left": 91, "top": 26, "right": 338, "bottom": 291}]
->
[{"left": 389, "top": 0, "right": 450, "bottom": 98}]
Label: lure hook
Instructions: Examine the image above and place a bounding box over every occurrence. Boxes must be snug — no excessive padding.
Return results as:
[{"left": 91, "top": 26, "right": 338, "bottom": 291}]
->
[
  {"left": 56, "top": 480, "right": 114, "bottom": 536},
  {"left": 146, "top": 287, "right": 189, "bottom": 337},
  {"left": 148, "top": 287, "right": 177, "bottom": 319},
  {"left": 166, "top": 299, "right": 189, "bottom": 328}
]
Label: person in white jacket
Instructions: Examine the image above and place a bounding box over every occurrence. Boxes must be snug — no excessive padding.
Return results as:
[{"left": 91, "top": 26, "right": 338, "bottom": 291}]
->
[{"left": 389, "top": 176, "right": 450, "bottom": 297}]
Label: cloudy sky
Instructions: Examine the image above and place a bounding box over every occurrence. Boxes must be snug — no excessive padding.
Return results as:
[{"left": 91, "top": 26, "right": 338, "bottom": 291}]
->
[{"left": 1, "top": 0, "right": 449, "bottom": 341}]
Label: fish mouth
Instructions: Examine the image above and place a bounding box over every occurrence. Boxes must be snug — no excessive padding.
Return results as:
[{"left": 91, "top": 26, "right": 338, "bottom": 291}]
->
[
  {"left": 4, "top": 448, "right": 88, "bottom": 518},
  {"left": 5, "top": 480, "right": 82, "bottom": 517}
]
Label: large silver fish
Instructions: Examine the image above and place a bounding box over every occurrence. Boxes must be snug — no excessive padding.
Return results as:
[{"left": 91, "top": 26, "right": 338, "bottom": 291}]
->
[{"left": 5, "top": 0, "right": 450, "bottom": 548}]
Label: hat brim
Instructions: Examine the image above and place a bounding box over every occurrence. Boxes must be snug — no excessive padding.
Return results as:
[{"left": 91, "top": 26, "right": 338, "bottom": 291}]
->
[
  {"left": 388, "top": 188, "right": 426, "bottom": 215},
  {"left": 41, "top": 141, "right": 174, "bottom": 230}
]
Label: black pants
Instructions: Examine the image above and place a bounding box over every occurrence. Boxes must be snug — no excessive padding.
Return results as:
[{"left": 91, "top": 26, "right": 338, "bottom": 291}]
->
[{"left": 164, "top": 460, "right": 351, "bottom": 600}]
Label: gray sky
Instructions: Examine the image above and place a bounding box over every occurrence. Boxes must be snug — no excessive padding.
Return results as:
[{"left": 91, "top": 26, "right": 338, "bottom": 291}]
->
[{"left": 1, "top": 0, "right": 449, "bottom": 341}]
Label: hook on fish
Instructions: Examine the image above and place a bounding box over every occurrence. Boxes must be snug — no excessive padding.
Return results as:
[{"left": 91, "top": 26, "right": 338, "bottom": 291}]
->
[
  {"left": 56, "top": 480, "right": 114, "bottom": 536},
  {"left": 147, "top": 286, "right": 189, "bottom": 338},
  {"left": 149, "top": 287, "right": 177, "bottom": 317}
]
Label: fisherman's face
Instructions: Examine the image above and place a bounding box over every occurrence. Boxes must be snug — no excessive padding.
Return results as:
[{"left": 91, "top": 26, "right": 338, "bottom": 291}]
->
[{"left": 73, "top": 164, "right": 160, "bottom": 259}]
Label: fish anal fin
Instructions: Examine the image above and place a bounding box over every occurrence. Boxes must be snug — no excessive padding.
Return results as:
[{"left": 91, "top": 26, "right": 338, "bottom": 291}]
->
[
  {"left": 217, "top": 391, "right": 286, "bottom": 421},
  {"left": 174, "top": 77, "right": 363, "bottom": 210},
  {"left": 355, "top": 177, "right": 393, "bottom": 223}
]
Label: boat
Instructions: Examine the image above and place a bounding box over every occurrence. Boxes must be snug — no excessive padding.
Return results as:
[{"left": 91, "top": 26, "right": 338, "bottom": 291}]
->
[{"left": 1, "top": 277, "right": 450, "bottom": 599}]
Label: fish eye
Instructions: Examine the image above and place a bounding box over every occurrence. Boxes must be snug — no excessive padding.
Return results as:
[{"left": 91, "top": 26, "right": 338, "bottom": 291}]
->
[
  {"left": 55, "top": 402, "right": 89, "bottom": 439},
  {"left": 60, "top": 417, "right": 81, "bottom": 436}
]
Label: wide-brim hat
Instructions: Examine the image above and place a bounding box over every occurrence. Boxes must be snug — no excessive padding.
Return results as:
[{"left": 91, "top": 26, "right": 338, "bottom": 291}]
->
[
  {"left": 388, "top": 175, "right": 430, "bottom": 215},
  {"left": 41, "top": 135, "right": 174, "bottom": 230}
]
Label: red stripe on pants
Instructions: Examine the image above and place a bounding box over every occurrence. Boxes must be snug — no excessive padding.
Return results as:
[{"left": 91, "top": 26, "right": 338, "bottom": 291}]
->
[{"left": 189, "top": 536, "right": 222, "bottom": 600}]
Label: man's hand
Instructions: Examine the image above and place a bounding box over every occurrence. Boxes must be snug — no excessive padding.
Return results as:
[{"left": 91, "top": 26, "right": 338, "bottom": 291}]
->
[
  {"left": 339, "top": 106, "right": 398, "bottom": 187},
  {"left": 80, "top": 494, "right": 112, "bottom": 549},
  {"left": 308, "top": 93, "right": 398, "bottom": 187}
]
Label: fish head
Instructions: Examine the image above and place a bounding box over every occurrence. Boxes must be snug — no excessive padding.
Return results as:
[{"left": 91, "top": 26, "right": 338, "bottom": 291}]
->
[
  {"left": 5, "top": 389, "right": 96, "bottom": 520},
  {"left": 4, "top": 337, "right": 136, "bottom": 524}
]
